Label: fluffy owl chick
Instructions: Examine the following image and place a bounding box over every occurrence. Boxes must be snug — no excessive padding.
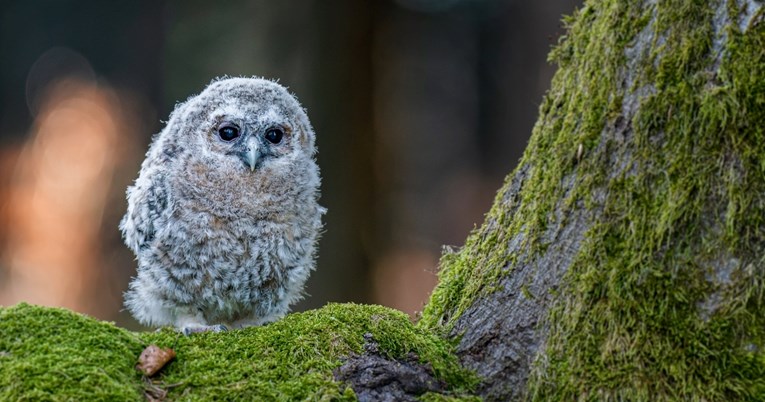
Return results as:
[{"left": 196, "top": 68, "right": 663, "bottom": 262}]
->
[{"left": 121, "top": 77, "right": 324, "bottom": 333}]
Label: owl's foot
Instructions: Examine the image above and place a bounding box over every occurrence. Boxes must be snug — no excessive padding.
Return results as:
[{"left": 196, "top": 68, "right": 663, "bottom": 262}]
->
[{"left": 181, "top": 324, "right": 228, "bottom": 336}]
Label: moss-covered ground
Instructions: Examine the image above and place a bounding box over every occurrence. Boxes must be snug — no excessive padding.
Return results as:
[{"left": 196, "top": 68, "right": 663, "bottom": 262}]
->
[
  {"left": 422, "top": 0, "right": 765, "bottom": 400},
  {"left": 0, "top": 303, "right": 476, "bottom": 401}
]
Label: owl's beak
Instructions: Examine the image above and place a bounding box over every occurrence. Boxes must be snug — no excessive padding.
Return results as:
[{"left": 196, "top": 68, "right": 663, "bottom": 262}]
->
[{"left": 241, "top": 136, "right": 260, "bottom": 171}]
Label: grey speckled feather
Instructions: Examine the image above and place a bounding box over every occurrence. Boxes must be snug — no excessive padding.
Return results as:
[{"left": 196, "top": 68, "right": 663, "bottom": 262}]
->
[{"left": 121, "top": 77, "right": 324, "bottom": 331}]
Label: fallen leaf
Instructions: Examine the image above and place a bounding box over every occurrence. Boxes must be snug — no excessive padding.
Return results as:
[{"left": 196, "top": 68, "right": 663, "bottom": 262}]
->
[{"left": 136, "top": 345, "right": 176, "bottom": 376}]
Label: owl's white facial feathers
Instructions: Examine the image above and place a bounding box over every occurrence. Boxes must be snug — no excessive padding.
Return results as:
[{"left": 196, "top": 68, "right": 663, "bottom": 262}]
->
[{"left": 121, "top": 77, "right": 323, "bottom": 330}]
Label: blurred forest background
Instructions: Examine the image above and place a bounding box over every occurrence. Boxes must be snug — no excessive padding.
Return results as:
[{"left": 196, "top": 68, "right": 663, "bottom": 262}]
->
[{"left": 0, "top": 0, "right": 580, "bottom": 329}]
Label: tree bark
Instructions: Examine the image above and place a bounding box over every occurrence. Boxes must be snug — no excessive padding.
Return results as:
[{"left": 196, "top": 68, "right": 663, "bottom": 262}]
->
[{"left": 418, "top": 0, "right": 765, "bottom": 400}]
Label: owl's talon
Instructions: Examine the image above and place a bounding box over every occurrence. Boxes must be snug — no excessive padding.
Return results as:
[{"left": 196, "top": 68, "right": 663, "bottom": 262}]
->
[{"left": 181, "top": 324, "right": 228, "bottom": 336}]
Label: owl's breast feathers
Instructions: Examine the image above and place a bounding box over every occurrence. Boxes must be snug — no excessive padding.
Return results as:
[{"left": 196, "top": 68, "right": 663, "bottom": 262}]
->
[{"left": 153, "top": 196, "right": 318, "bottom": 323}]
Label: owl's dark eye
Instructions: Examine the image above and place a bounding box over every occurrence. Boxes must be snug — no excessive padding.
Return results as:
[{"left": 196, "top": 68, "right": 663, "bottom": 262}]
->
[
  {"left": 264, "top": 128, "right": 283, "bottom": 144},
  {"left": 218, "top": 124, "right": 240, "bottom": 141}
]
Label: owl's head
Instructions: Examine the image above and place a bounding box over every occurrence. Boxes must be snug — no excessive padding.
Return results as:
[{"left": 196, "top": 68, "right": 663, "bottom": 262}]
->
[
  {"left": 186, "top": 77, "right": 314, "bottom": 171},
  {"left": 157, "top": 77, "right": 320, "bottom": 210}
]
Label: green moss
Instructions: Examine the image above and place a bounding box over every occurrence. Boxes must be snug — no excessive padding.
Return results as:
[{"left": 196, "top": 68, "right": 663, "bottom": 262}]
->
[
  {"left": 0, "top": 303, "right": 476, "bottom": 401},
  {"left": 141, "top": 303, "right": 476, "bottom": 400},
  {"left": 0, "top": 303, "right": 145, "bottom": 401},
  {"left": 530, "top": 0, "right": 765, "bottom": 399}
]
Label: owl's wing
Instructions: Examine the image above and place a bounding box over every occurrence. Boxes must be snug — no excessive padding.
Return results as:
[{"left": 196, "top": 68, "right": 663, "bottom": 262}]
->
[{"left": 120, "top": 170, "right": 169, "bottom": 254}]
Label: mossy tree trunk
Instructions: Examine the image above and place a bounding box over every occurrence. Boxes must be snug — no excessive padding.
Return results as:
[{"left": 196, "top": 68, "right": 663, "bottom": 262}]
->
[{"left": 418, "top": 0, "right": 765, "bottom": 400}]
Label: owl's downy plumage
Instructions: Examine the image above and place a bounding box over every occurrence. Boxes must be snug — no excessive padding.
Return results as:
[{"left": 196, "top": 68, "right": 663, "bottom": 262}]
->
[{"left": 121, "top": 77, "right": 324, "bottom": 332}]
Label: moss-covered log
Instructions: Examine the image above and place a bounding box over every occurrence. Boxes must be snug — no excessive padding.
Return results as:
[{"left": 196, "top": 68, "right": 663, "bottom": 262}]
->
[
  {"left": 0, "top": 303, "right": 476, "bottom": 400},
  {"left": 2, "top": 0, "right": 765, "bottom": 400},
  {"left": 420, "top": 0, "right": 765, "bottom": 400}
]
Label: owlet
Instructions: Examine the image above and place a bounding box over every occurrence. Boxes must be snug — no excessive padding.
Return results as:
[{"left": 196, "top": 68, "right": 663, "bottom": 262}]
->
[{"left": 120, "top": 77, "right": 324, "bottom": 333}]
